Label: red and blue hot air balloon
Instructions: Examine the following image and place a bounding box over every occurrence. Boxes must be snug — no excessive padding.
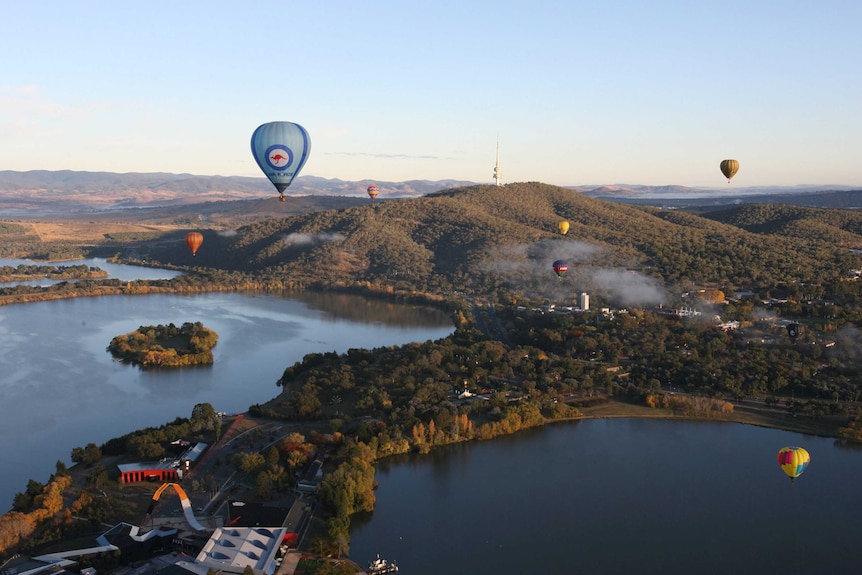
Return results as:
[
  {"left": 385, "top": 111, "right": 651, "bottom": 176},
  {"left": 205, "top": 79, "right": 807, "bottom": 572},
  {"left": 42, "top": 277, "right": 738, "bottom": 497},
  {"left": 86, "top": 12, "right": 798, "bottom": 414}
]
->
[
  {"left": 251, "top": 121, "right": 311, "bottom": 202},
  {"left": 367, "top": 185, "right": 379, "bottom": 200},
  {"left": 553, "top": 260, "right": 569, "bottom": 278}
]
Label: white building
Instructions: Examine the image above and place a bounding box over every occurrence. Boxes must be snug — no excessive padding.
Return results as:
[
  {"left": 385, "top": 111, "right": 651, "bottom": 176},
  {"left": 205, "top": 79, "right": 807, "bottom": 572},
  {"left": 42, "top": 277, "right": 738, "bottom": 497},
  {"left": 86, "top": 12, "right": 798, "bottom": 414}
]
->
[
  {"left": 196, "top": 527, "right": 287, "bottom": 575},
  {"left": 579, "top": 292, "right": 590, "bottom": 311}
]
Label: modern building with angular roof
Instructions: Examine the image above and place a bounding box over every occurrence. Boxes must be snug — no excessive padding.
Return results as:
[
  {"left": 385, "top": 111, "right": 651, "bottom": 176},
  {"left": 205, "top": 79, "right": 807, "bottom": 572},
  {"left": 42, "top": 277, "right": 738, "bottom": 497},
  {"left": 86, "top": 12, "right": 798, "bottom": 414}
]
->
[{"left": 195, "top": 526, "right": 287, "bottom": 575}]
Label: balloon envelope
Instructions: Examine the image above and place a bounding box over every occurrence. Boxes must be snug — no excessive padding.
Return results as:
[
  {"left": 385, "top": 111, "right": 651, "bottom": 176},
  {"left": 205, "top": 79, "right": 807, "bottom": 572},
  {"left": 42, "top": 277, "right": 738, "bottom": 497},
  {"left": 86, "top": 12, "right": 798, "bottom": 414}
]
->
[
  {"left": 251, "top": 121, "right": 312, "bottom": 198},
  {"left": 553, "top": 260, "right": 569, "bottom": 277},
  {"left": 185, "top": 232, "right": 203, "bottom": 256},
  {"left": 720, "top": 159, "right": 739, "bottom": 182},
  {"left": 367, "top": 185, "right": 379, "bottom": 200},
  {"left": 558, "top": 221, "right": 570, "bottom": 235},
  {"left": 777, "top": 446, "right": 810, "bottom": 480}
]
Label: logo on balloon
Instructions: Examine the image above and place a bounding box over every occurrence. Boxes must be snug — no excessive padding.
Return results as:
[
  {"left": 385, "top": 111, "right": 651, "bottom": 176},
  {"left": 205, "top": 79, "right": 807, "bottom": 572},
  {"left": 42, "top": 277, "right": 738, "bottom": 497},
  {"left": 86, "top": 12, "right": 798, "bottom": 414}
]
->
[{"left": 265, "top": 144, "right": 293, "bottom": 171}]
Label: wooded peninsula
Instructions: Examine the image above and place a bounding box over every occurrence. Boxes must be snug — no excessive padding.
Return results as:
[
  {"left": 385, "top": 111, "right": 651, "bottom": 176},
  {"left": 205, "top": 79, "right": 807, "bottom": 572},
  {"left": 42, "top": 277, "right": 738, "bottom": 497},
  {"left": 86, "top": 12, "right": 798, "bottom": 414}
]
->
[{"left": 0, "top": 263, "right": 107, "bottom": 282}]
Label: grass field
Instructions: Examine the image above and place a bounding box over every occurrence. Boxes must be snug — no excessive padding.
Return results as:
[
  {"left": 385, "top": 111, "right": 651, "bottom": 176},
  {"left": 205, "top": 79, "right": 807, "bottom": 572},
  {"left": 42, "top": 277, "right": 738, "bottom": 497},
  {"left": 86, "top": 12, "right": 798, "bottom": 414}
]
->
[{"left": 22, "top": 221, "right": 183, "bottom": 243}]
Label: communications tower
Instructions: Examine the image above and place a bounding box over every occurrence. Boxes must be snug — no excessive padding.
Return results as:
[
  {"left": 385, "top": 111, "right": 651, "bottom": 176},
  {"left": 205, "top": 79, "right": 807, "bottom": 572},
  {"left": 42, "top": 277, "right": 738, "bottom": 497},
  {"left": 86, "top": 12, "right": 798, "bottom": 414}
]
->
[{"left": 493, "top": 137, "right": 502, "bottom": 186}]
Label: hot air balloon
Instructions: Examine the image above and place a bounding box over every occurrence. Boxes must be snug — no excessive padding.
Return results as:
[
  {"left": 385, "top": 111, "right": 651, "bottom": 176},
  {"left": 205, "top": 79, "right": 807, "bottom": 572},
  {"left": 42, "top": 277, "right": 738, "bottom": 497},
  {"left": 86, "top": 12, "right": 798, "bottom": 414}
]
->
[
  {"left": 553, "top": 260, "right": 569, "bottom": 278},
  {"left": 367, "top": 185, "right": 379, "bottom": 200},
  {"left": 185, "top": 232, "right": 203, "bottom": 256},
  {"left": 558, "top": 221, "right": 570, "bottom": 235},
  {"left": 787, "top": 323, "right": 800, "bottom": 338},
  {"left": 250, "top": 121, "right": 312, "bottom": 202},
  {"left": 777, "top": 446, "right": 810, "bottom": 483},
  {"left": 720, "top": 159, "right": 739, "bottom": 182}
]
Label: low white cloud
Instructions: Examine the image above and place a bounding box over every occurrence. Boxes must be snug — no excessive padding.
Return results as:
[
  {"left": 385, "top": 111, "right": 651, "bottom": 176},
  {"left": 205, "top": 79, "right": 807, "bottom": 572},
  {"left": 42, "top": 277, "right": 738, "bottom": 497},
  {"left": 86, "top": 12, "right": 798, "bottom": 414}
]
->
[
  {"left": 589, "top": 268, "right": 667, "bottom": 306},
  {"left": 280, "top": 232, "right": 345, "bottom": 247},
  {"left": 483, "top": 238, "right": 667, "bottom": 306},
  {"left": 0, "top": 85, "right": 93, "bottom": 124},
  {"left": 483, "top": 239, "right": 602, "bottom": 275},
  {"left": 326, "top": 151, "right": 455, "bottom": 161}
]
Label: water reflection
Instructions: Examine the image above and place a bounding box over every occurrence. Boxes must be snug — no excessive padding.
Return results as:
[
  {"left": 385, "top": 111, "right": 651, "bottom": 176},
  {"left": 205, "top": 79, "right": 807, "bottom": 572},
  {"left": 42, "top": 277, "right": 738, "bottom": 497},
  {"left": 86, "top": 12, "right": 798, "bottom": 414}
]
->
[
  {"left": 351, "top": 419, "right": 862, "bottom": 575},
  {"left": 288, "top": 291, "right": 451, "bottom": 327}
]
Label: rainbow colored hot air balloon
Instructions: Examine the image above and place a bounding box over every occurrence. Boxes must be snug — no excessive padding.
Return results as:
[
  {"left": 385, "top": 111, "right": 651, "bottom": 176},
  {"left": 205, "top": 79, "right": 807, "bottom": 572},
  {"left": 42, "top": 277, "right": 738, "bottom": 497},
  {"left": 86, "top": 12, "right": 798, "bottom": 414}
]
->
[
  {"left": 251, "top": 121, "right": 311, "bottom": 202},
  {"left": 367, "top": 185, "right": 379, "bottom": 200},
  {"left": 777, "top": 446, "right": 810, "bottom": 483},
  {"left": 185, "top": 232, "right": 203, "bottom": 256}
]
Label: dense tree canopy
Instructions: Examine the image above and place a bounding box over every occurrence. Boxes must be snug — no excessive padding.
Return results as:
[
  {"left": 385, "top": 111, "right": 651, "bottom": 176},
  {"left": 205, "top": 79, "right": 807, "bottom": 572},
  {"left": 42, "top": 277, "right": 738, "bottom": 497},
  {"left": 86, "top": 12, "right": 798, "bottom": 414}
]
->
[{"left": 107, "top": 322, "right": 218, "bottom": 368}]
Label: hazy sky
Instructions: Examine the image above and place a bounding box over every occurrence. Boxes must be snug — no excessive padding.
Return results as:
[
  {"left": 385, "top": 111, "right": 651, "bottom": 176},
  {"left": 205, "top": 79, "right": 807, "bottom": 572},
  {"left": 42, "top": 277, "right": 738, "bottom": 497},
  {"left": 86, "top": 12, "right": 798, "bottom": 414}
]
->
[{"left": 3, "top": 1, "right": 860, "bottom": 187}]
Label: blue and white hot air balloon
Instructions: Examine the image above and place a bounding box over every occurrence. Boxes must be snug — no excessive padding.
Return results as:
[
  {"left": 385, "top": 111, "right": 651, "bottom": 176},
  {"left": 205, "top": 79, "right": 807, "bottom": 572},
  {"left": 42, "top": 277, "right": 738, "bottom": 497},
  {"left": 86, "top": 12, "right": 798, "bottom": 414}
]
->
[{"left": 250, "top": 121, "right": 311, "bottom": 201}]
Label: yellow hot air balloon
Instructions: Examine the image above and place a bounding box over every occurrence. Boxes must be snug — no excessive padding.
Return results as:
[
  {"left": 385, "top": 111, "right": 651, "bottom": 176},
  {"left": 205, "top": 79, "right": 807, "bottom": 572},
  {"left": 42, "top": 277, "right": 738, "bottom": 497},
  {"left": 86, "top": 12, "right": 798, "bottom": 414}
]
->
[
  {"left": 558, "top": 220, "right": 570, "bottom": 235},
  {"left": 720, "top": 159, "right": 739, "bottom": 182},
  {"left": 777, "top": 446, "right": 810, "bottom": 483}
]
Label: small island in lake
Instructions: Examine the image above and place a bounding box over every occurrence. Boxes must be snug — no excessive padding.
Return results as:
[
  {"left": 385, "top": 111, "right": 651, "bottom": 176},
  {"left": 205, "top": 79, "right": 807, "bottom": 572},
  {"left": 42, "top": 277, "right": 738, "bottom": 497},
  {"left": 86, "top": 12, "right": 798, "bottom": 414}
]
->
[{"left": 107, "top": 321, "right": 218, "bottom": 368}]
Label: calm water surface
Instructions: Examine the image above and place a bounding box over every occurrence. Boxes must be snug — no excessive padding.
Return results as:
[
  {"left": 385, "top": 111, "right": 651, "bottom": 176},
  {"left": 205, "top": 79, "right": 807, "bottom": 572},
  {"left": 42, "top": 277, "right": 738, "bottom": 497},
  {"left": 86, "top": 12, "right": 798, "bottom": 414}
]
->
[
  {"left": 0, "top": 288, "right": 453, "bottom": 509},
  {"left": 350, "top": 419, "right": 862, "bottom": 575}
]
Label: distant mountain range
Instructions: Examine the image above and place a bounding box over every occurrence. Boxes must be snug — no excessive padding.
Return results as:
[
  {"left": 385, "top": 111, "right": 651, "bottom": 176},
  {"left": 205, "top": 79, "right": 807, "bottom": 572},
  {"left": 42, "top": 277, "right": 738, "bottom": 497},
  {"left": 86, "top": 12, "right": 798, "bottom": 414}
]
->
[
  {"left": 574, "top": 183, "right": 858, "bottom": 198},
  {"left": 0, "top": 170, "right": 473, "bottom": 212},
  {"left": 0, "top": 169, "right": 859, "bottom": 216}
]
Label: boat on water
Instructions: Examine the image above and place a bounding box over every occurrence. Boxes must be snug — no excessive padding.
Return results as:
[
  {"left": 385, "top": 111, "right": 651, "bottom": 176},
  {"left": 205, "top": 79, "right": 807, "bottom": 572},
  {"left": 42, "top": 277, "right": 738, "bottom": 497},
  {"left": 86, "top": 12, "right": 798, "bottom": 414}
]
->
[{"left": 367, "top": 554, "right": 399, "bottom": 574}]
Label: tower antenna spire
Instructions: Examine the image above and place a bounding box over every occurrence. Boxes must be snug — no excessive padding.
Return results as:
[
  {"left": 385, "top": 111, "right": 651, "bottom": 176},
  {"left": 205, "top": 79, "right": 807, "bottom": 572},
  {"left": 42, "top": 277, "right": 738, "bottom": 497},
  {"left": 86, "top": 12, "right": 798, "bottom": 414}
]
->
[{"left": 493, "top": 135, "right": 502, "bottom": 186}]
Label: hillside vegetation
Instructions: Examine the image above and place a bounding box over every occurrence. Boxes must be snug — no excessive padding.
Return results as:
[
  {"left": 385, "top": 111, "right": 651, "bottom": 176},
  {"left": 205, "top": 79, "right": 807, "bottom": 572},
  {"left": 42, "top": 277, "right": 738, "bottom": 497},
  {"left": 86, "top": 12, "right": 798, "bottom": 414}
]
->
[
  {"left": 124, "top": 183, "right": 862, "bottom": 307},
  {"left": 700, "top": 203, "right": 862, "bottom": 240}
]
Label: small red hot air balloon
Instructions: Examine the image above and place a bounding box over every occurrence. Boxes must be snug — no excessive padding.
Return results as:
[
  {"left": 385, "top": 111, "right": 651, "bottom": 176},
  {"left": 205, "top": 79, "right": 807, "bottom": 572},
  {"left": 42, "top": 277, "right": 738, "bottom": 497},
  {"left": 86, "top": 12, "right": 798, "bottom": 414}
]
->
[
  {"left": 185, "top": 232, "right": 203, "bottom": 256},
  {"left": 367, "top": 185, "right": 379, "bottom": 200}
]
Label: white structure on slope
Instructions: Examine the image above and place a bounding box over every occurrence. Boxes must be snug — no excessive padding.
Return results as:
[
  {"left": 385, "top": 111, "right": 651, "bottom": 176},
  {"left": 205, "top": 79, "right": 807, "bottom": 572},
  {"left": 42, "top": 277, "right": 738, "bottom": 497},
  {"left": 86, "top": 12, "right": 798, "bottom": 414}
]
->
[{"left": 493, "top": 137, "right": 502, "bottom": 186}]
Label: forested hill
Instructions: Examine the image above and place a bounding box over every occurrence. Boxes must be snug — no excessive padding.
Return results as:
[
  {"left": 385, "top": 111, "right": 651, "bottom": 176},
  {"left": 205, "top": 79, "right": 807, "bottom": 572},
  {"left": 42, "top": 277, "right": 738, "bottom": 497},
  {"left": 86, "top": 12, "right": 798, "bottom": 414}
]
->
[
  {"left": 697, "top": 204, "right": 862, "bottom": 244},
  {"left": 139, "top": 183, "right": 862, "bottom": 304}
]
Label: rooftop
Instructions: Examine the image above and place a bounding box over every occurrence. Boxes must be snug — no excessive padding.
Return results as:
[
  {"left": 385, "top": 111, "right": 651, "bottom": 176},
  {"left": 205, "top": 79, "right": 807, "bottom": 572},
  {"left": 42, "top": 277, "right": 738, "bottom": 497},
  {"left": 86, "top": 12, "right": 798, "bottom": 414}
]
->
[{"left": 195, "top": 527, "right": 286, "bottom": 575}]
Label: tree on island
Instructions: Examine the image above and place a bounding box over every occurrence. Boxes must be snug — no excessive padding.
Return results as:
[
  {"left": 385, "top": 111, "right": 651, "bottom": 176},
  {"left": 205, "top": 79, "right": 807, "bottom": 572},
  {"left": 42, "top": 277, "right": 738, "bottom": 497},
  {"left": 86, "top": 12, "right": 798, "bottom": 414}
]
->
[{"left": 107, "top": 321, "right": 218, "bottom": 368}]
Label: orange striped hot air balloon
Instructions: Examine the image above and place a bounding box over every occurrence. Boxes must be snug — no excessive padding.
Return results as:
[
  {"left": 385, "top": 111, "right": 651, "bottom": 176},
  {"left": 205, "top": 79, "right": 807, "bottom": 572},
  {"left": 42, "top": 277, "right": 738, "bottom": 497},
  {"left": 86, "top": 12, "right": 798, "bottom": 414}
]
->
[{"left": 185, "top": 232, "right": 203, "bottom": 256}]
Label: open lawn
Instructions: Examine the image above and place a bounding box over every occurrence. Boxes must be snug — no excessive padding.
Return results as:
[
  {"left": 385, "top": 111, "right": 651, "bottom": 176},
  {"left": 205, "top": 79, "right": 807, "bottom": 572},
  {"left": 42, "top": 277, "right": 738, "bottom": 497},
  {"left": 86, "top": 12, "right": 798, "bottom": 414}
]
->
[{"left": 22, "top": 221, "right": 183, "bottom": 243}]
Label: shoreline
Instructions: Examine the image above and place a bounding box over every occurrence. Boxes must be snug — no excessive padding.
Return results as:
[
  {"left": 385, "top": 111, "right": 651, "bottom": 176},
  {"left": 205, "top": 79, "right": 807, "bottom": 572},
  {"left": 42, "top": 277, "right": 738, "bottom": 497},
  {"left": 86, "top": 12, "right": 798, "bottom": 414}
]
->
[{"left": 575, "top": 399, "right": 847, "bottom": 440}]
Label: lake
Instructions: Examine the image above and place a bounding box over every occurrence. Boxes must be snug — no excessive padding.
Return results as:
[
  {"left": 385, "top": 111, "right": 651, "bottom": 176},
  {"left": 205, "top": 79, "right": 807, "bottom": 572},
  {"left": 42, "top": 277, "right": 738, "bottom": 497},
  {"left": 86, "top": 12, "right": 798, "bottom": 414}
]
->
[
  {"left": 349, "top": 418, "right": 862, "bottom": 575},
  {"left": 0, "top": 284, "right": 454, "bottom": 509}
]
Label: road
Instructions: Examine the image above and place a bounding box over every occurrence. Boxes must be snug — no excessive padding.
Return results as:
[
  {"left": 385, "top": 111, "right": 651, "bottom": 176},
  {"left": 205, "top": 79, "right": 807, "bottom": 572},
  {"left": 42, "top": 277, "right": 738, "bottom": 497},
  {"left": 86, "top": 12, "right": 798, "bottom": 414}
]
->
[{"left": 470, "top": 301, "right": 513, "bottom": 347}]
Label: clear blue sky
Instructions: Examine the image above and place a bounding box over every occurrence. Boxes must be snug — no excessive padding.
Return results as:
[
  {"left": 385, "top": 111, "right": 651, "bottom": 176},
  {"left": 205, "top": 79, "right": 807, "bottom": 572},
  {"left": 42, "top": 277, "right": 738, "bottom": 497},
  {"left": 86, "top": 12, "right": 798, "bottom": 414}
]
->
[{"left": 3, "top": 0, "right": 860, "bottom": 187}]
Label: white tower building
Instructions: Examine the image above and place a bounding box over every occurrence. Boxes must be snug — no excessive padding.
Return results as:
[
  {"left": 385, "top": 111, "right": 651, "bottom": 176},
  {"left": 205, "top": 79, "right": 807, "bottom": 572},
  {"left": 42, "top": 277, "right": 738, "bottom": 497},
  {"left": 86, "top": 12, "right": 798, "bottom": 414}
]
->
[
  {"left": 579, "top": 292, "right": 590, "bottom": 311},
  {"left": 493, "top": 137, "right": 502, "bottom": 187}
]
